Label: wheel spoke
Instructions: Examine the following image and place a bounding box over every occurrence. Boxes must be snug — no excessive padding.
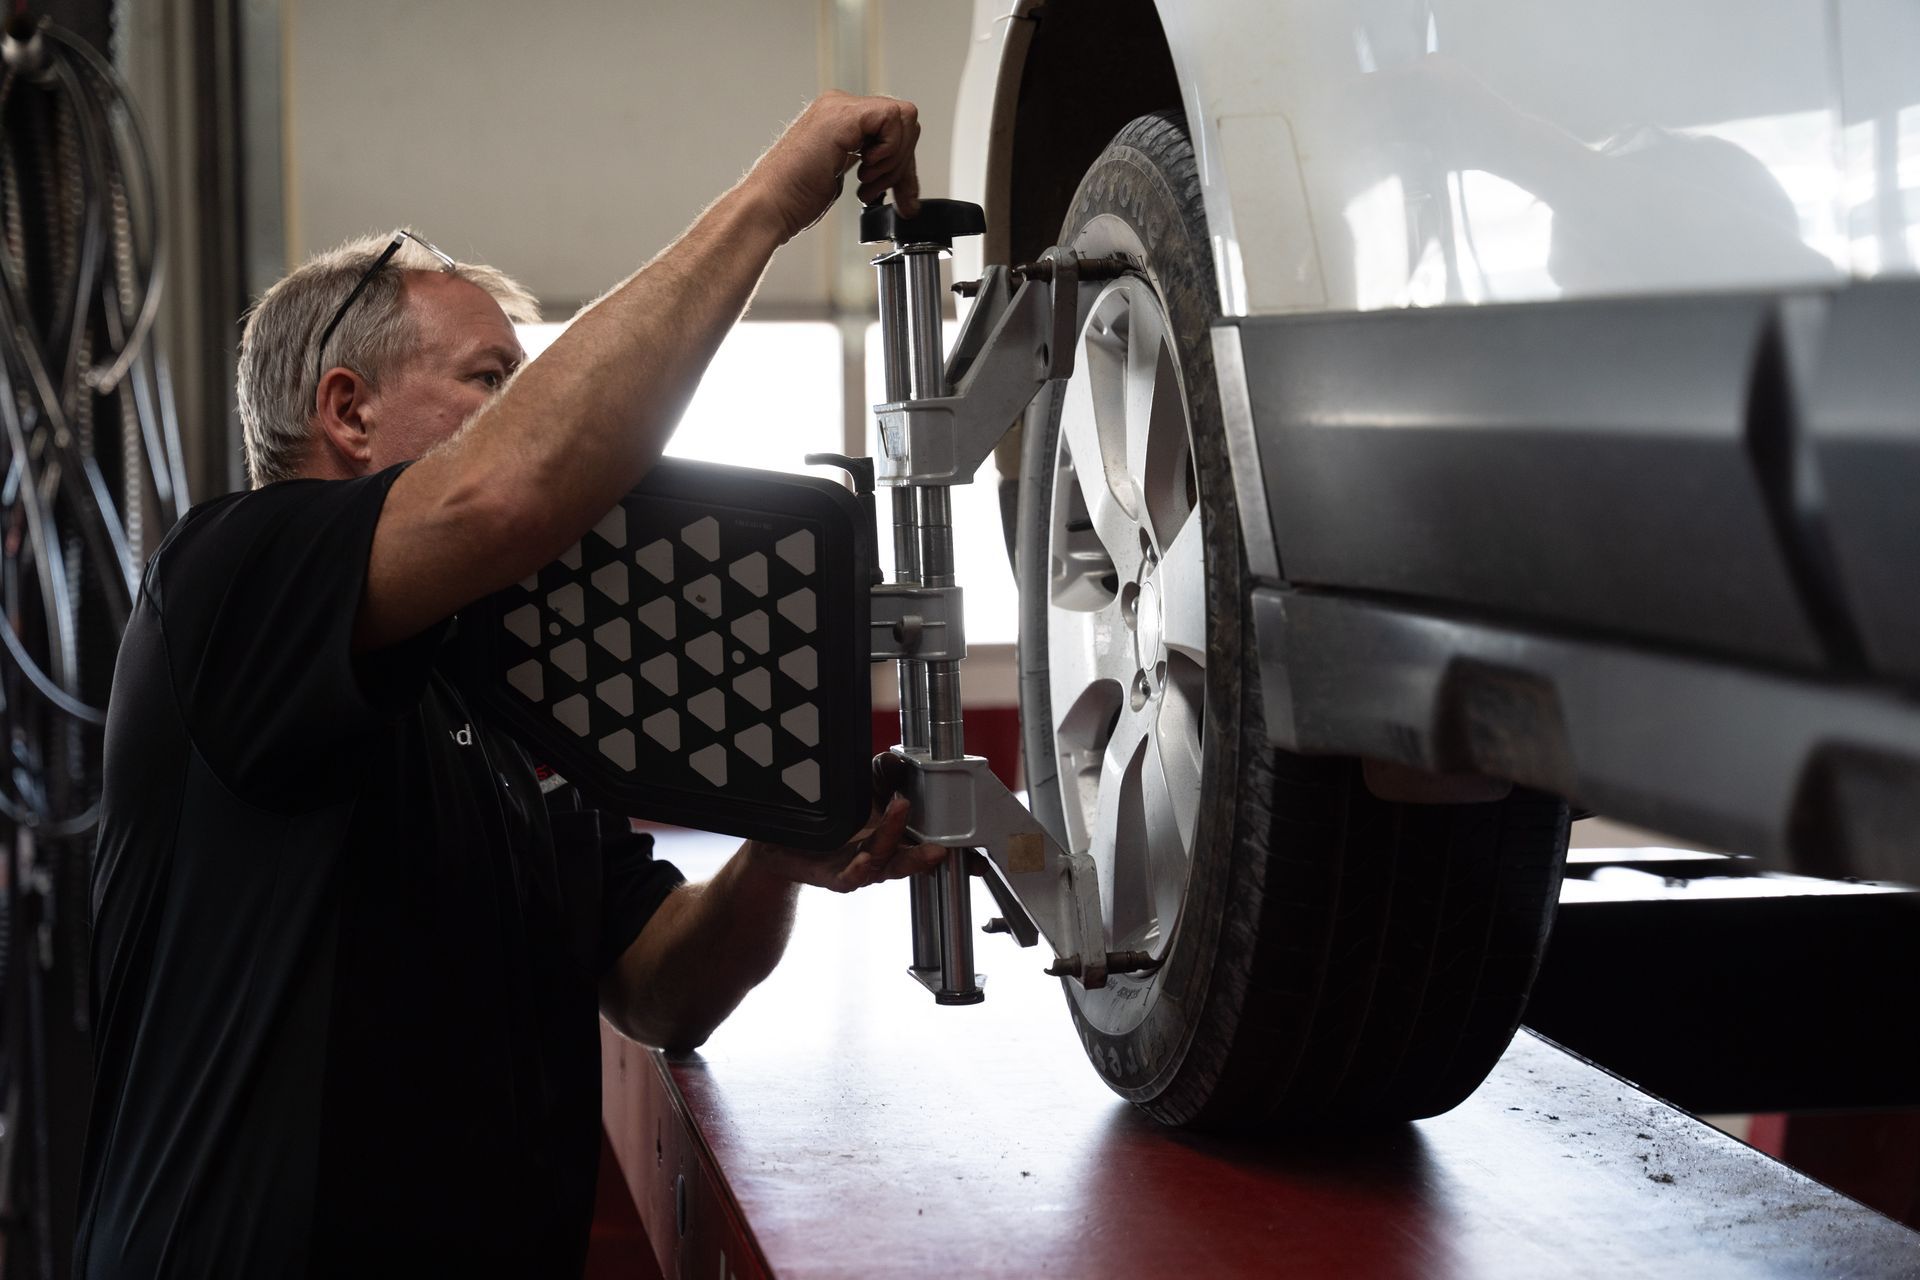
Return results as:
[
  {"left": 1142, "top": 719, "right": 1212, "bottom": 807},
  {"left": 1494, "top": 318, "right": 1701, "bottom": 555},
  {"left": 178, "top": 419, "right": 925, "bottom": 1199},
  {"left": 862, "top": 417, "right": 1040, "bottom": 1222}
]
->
[
  {"left": 1058, "top": 329, "right": 1144, "bottom": 583},
  {"left": 1156, "top": 507, "right": 1208, "bottom": 667},
  {"left": 1154, "top": 680, "right": 1204, "bottom": 848},
  {"left": 1047, "top": 594, "right": 1132, "bottom": 857},
  {"left": 1047, "top": 595, "right": 1134, "bottom": 743},
  {"left": 1121, "top": 301, "right": 1163, "bottom": 495},
  {"left": 1123, "top": 299, "right": 1189, "bottom": 550},
  {"left": 1139, "top": 723, "right": 1195, "bottom": 941},
  {"left": 1088, "top": 700, "right": 1153, "bottom": 945},
  {"left": 1109, "top": 774, "right": 1157, "bottom": 949}
]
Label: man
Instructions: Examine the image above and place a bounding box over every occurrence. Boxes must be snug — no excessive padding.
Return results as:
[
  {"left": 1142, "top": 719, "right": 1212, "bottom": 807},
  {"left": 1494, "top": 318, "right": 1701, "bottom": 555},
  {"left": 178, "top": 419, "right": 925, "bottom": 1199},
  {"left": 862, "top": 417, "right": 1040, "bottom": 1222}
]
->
[{"left": 75, "top": 92, "right": 933, "bottom": 1275}]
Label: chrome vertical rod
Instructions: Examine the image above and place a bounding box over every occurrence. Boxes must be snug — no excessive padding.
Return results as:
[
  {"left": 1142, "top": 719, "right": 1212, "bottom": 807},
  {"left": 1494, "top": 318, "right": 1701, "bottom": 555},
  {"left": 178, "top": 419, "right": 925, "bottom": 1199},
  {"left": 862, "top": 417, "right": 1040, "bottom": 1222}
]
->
[
  {"left": 918, "top": 486, "right": 965, "bottom": 760},
  {"left": 877, "top": 249, "right": 942, "bottom": 976},
  {"left": 904, "top": 248, "right": 946, "bottom": 395},
  {"left": 877, "top": 253, "right": 930, "bottom": 751},
  {"left": 899, "top": 485, "right": 938, "bottom": 975},
  {"left": 899, "top": 243, "right": 979, "bottom": 1003},
  {"left": 877, "top": 251, "right": 913, "bottom": 400},
  {"left": 892, "top": 489, "right": 930, "bottom": 751}
]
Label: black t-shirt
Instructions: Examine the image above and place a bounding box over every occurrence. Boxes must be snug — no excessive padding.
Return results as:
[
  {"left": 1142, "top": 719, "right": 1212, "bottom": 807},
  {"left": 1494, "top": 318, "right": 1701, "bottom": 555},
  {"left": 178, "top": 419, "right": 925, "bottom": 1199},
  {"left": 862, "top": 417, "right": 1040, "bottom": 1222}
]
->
[{"left": 73, "top": 465, "right": 682, "bottom": 1277}]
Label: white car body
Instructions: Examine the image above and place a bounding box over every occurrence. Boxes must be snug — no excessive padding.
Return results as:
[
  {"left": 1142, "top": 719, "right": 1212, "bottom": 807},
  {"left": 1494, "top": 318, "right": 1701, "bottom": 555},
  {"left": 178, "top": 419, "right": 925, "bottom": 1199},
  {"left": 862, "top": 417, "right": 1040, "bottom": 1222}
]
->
[
  {"left": 952, "top": 1, "right": 1920, "bottom": 318},
  {"left": 949, "top": 0, "right": 1920, "bottom": 879}
]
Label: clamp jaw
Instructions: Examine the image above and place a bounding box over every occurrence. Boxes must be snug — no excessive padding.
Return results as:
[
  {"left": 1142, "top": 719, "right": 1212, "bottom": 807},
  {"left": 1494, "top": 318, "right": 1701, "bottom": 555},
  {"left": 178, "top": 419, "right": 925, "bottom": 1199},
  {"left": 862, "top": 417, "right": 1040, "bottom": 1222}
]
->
[{"left": 856, "top": 199, "right": 1135, "bottom": 999}]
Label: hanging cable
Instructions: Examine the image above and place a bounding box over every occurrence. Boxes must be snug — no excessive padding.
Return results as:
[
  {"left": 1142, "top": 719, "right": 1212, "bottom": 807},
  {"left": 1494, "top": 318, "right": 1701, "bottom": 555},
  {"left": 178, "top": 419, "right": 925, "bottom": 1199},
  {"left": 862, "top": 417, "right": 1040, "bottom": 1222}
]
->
[
  {"left": 1, "top": 12, "right": 179, "bottom": 836},
  {"left": 2, "top": 16, "right": 184, "bottom": 1270}
]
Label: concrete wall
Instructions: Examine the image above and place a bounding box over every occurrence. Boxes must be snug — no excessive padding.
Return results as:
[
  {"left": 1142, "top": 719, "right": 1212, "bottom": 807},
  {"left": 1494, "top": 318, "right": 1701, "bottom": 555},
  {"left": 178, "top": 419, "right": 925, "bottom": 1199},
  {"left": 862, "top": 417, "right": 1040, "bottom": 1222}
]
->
[{"left": 283, "top": 0, "right": 973, "bottom": 313}]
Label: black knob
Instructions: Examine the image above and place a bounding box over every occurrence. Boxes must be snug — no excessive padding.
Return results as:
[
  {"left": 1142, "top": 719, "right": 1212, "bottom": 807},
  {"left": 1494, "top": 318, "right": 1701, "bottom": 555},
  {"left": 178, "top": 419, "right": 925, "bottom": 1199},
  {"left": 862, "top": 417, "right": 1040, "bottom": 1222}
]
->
[{"left": 860, "top": 199, "right": 986, "bottom": 249}]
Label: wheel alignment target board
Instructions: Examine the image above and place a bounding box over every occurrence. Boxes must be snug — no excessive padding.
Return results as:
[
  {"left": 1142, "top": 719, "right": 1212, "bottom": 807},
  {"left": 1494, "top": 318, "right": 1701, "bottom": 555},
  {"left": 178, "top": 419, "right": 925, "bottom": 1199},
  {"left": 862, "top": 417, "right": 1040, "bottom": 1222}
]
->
[{"left": 457, "top": 459, "right": 874, "bottom": 850}]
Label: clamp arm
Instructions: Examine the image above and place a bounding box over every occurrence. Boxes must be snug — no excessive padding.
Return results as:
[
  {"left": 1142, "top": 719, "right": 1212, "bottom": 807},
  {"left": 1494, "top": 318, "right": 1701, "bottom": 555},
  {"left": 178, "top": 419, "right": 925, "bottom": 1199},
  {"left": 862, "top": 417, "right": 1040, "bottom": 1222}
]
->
[{"left": 874, "top": 255, "right": 1082, "bottom": 489}]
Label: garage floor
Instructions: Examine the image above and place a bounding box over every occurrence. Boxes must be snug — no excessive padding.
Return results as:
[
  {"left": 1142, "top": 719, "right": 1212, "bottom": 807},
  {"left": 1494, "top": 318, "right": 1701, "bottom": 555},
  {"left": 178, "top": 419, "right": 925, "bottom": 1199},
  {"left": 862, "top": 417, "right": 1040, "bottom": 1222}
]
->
[{"left": 600, "top": 829, "right": 1920, "bottom": 1278}]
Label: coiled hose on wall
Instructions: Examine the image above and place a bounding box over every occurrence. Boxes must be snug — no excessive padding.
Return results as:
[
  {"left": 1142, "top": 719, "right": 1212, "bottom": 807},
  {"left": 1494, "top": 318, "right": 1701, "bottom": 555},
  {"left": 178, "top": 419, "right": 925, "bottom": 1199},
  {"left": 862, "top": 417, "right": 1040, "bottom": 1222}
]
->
[{"left": 2, "top": 11, "right": 185, "bottom": 1274}]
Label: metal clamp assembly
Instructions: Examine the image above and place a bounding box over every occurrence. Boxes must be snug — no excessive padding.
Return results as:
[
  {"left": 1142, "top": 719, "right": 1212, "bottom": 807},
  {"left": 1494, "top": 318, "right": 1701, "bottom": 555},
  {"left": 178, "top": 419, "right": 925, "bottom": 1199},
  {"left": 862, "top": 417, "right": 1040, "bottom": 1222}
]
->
[
  {"left": 860, "top": 199, "right": 1131, "bottom": 1002},
  {"left": 871, "top": 251, "right": 1129, "bottom": 490},
  {"left": 892, "top": 749, "right": 1107, "bottom": 989},
  {"left": 870, "top": 583, "right": 966, "bottom": 664}
]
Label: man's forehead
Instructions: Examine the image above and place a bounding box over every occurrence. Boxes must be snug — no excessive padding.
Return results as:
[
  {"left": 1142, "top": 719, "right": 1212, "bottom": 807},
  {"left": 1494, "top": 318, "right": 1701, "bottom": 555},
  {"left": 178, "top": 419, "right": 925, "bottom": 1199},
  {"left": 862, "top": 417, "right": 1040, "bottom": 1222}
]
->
[{"left": 401, "top": 270, "right": 524, "bottom": 361}]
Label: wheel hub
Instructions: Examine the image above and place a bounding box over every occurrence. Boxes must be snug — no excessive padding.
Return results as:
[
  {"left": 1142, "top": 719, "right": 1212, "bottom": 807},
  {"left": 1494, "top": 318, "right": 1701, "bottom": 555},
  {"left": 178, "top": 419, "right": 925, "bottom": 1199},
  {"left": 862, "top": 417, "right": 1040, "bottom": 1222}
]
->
[{"left": 1133, "top": 568, "right": 1163, "bottom": 687}]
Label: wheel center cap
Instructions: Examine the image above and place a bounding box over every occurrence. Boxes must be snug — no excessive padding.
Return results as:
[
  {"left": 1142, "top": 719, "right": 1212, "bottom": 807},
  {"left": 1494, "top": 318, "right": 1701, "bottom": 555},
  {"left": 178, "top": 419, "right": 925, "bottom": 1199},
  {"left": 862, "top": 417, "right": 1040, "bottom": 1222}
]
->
[{"left": 1135, "top": 575, "right": 1164, "bottom": 669}]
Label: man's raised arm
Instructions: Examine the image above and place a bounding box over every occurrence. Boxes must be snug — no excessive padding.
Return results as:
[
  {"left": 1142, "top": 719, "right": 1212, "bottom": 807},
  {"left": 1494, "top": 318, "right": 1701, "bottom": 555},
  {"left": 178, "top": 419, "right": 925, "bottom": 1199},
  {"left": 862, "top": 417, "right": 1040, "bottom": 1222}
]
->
[{"left": 354, "top": 92, "right": 922, "bottom": 652}]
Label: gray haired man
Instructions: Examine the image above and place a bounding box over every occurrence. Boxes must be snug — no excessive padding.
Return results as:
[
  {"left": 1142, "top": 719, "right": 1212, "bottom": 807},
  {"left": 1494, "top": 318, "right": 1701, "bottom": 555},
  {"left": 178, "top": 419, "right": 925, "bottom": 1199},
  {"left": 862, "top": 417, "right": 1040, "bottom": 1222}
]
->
[{"left": 75, "top": 93, "right": 934, "bottom": 1276}]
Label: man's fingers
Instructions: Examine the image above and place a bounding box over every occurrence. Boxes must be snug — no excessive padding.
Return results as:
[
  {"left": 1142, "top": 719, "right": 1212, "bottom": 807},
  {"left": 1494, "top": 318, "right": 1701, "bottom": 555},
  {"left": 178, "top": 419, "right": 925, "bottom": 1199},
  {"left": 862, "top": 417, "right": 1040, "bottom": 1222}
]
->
[
  {"left": 830, "top": 850, "right": 877, "bottom": 894},
  {"left": 891, "top": 843, "right": 949, "bottom": 879},
  {"left": 871, "top": 750, "right": 909, "bottom": 804},
  {"left": 892, "top": 105, "right": 922, "bottom": 215},
  {"left": 856, "top": 166, "right": 918, "bottom": 215},
  {"left": 880, "top": 792, "right": 909, "bottom": 826},
  {"left": 854, "top": 98, "right": 915, "bottom": 150},
  {"left": 829, "top": 840, "right": 947, "bottom": 893},
  {"left": 869, "top": 841, "right": 948, "bottom": 884},
  {"left": 868, "top": 794, "right": 914, "bottom": 854},
  {"left": 894, "top": 118, "right": 922, "bottom": 216},
  {"left": 893, "top": 165, "right": 921, "bottom": 219},
  {"left": 855, "top": 156, "right": 917, "bottom": 211},
  {"left": 846, "top": 99, "right": 920, "bottom": 215}
]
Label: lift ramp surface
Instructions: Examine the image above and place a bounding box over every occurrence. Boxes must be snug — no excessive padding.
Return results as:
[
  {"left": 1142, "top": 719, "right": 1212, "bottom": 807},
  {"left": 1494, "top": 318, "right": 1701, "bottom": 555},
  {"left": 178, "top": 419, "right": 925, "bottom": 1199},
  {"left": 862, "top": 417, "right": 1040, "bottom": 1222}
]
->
[{"left": 601, "top": 830, "right": 1920, "bottom": 1279}]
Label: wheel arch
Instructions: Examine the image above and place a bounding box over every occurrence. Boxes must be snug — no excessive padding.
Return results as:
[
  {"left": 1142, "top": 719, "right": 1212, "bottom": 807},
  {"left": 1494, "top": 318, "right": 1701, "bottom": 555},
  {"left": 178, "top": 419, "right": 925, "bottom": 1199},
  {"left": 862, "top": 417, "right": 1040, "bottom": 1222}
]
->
[
  {"left": 973, "top": 0, "right": 1190, "bottom": 270},
  {"left": 960, "top": 0, "right": 1195, "bottom": 502}
]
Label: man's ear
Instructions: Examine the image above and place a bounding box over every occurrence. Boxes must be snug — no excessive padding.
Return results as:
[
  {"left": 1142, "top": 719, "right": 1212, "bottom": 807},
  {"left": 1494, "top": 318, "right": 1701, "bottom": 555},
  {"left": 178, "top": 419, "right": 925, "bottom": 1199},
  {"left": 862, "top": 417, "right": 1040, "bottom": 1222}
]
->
[{"left": 312, "top": 366, "right": 377, "bottom": 474}]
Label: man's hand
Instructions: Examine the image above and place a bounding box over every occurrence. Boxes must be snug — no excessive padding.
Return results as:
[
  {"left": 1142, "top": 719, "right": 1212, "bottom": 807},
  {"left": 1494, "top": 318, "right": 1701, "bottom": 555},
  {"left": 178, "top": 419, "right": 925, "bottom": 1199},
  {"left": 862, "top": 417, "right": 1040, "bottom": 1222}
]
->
[
  {"left": 600, "top": 754, "right": 947, "bottom": 1052},
  {"left": 747, "top": 791, "right": 948, "bottom": 894},
  {"left": 745, "top": 91, "right": 922, "bottom": 244}
]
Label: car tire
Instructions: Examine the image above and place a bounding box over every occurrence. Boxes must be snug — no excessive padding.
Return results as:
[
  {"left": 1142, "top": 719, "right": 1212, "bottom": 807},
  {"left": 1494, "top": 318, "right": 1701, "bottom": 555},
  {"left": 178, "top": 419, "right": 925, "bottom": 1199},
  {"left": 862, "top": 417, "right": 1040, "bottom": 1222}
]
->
[{"left": 1016, "top": 110, "right": 1572, "bottom": 1129}]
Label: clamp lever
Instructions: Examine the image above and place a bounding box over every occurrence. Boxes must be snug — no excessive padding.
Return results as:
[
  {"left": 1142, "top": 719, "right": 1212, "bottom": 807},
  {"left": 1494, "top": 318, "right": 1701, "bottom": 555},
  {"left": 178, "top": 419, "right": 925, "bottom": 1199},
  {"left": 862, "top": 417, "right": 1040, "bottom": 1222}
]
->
[{"left": 806, "top": 453, "right": 881, "bottom": 586}]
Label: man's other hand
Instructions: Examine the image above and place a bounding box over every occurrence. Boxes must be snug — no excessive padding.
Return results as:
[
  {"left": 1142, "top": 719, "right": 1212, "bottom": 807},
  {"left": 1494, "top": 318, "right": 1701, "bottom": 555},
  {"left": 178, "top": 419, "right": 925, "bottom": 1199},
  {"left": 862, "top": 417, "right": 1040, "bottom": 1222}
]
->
[
  {"left": 747, "top": 752, "right": 948, "bottom": 893},
  {"left": 604, "top": 754, "right": 943, "bottom": 1051},
  {"left": 745, "top": 91, "right": 922, "bottom": 244}
]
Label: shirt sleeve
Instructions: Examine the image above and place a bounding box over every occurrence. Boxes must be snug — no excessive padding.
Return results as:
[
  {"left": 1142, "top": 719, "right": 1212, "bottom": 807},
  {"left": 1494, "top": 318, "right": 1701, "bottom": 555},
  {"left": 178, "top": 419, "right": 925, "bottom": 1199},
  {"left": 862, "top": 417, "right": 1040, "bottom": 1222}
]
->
[
  {"left": 154, "top": 465, "right": 447, "bottom": 809},
  {"left": 597, "top": 826, "right": 685, "bottom": 978},
  {"left": 545, "top": 795, "right": 686, "bottom": 979}
]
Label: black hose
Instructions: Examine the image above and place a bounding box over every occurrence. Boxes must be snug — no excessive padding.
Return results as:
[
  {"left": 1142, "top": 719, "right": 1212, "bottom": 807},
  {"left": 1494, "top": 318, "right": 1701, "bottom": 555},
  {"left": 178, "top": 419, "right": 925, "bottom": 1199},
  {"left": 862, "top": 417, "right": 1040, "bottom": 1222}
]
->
[
  {"left": 50, "top": 24, "right": 166, "bottom": 396},
  {"left": 0, "top": 13, "right": 177, "bottom": 843},
  {"left": 0, "top": 17, "right": 180, "bottom": 1263},
  {"left": 0, "top": 605, "right": 106, "bottom": 725}
]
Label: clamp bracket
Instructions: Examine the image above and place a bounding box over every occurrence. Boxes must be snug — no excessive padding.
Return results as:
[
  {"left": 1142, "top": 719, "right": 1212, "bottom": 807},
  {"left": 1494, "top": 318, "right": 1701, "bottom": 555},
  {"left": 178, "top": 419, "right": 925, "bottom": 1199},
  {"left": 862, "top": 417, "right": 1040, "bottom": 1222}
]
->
[
  {"left": 893, "top": 748, "right": 1110, "bottom": 989},
  {"left": 870, "top": 582, "right": 966, "bottom": 664},
  {"left": 873, "top": 251, "right": 1114, "bottom": 489}
]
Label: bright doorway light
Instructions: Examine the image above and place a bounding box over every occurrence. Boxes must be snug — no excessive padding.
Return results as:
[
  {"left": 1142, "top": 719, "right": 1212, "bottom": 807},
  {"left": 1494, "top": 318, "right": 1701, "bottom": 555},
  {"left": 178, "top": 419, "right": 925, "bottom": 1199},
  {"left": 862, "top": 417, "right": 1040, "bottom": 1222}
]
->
[{"left": 515, "top": 320, "right": 843, "bottom": 473}]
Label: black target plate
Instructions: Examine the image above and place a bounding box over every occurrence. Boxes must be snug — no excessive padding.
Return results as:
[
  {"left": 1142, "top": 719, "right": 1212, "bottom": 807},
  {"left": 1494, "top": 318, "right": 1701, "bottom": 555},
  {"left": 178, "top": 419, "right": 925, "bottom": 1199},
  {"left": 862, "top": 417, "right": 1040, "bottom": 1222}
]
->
[{"left": 458, "top": 459, "right": 873, "bottom": 850}]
